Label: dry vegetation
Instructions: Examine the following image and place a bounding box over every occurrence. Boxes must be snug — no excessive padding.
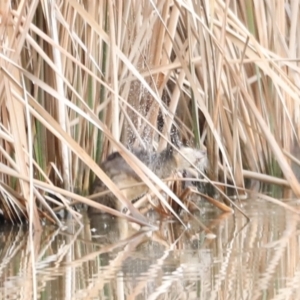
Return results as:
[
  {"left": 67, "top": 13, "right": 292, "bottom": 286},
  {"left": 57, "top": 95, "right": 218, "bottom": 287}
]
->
[{"left": 0, "top": 0, "right": 300, "bottom": 229}]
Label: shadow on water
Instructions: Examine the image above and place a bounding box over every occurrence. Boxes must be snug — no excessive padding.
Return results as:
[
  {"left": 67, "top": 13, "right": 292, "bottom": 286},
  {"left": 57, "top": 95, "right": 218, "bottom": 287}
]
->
[{"left": 0, "top": 199, "right": 300, "bottom": 299}]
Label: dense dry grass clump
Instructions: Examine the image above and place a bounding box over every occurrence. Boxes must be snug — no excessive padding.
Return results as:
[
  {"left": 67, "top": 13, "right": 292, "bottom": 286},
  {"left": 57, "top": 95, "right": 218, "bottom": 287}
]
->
[{"left": 0, "top": 0, "right": 300, "bottom": 228}]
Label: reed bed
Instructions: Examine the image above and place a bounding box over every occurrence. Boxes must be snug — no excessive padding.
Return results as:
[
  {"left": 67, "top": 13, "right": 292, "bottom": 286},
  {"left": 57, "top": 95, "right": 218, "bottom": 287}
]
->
[{"left": 0, "top": 0, "right": 300, "bottom": 228}]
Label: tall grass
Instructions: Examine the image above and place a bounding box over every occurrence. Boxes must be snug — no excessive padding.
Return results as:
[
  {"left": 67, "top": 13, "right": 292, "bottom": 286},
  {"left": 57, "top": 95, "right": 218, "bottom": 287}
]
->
[{"left": 0, "top": 0, "right": 300, "bottom": 228}]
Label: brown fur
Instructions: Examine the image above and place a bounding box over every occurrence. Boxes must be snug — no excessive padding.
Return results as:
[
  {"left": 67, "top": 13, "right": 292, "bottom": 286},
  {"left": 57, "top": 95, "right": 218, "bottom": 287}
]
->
[{"left": 89, "top": 147, "right": 206, "bottom": 213}]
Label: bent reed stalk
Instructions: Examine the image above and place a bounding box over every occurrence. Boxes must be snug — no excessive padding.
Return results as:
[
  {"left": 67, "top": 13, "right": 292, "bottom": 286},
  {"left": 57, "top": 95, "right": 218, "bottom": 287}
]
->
[{"left": 0, "top": 0, "right": 300, "bottom": 228}]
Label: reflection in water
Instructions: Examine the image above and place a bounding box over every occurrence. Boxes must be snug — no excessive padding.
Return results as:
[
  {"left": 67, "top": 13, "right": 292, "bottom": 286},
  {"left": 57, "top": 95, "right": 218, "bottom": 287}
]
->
[{"left": 0, "top": 200, "right": 299, "bottom": 299}]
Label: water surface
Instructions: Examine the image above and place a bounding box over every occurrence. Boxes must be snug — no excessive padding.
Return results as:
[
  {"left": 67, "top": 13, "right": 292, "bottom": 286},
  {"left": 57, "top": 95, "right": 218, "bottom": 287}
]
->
[{"left": 0, "top": 199, "right": 300, "bottom": 299}]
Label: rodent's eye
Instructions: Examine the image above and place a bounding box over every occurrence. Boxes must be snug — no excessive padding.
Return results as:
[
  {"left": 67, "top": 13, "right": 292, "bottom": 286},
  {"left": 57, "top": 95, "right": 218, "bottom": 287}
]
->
[{"left": 122, "top": 206, "right": 128, "bottom": 214}]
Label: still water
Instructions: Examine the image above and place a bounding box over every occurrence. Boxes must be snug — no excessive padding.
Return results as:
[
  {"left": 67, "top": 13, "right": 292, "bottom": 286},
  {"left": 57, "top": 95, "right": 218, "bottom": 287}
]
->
[{"left": 0, "top": 199, "right": 300, "bottom": 299}]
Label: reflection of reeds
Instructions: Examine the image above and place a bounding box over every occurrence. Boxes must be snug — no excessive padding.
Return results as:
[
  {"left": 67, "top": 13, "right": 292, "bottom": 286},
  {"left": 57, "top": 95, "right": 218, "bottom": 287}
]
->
[
  {"left": 1, "top": 1, "right": 300, "bottom": 226},
  {"left": 0, "top": 204, "right": 299, "bottom": 298}
]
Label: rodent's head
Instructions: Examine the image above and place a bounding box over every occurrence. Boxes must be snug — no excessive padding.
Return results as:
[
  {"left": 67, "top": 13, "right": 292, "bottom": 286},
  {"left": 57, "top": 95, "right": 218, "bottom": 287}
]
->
[{"left": 175, "top": 147, "right": 207, "bottom": 170}]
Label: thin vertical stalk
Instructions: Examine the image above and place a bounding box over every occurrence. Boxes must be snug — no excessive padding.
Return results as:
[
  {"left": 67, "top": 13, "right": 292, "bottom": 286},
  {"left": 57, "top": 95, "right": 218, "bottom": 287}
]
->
[{"left": 45, "top": 0, "right": 72, "bottom": 191}]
